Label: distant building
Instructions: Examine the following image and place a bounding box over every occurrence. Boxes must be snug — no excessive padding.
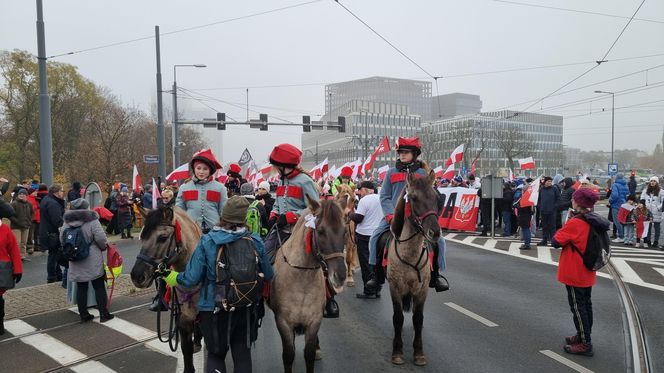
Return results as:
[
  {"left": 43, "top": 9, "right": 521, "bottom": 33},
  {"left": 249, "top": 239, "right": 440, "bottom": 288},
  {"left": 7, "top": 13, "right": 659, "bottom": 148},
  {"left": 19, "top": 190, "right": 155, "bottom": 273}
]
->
[
  {"left": 302, "top": 76, "right": 430, "bottom": 169},
  {"left": 421, "top": 110, "right": 564, "bottom": 176},
  {"left": 564, "top": 146, "right": 582, "bottom": 174},
  {"left": 430, "top": 93, "right": 482, "bottom": 120}
]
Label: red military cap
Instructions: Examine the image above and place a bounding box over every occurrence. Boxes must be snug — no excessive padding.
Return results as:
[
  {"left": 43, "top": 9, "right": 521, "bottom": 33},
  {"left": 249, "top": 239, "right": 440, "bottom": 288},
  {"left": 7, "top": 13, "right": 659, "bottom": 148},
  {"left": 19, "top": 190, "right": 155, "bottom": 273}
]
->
[
  {"left": 396, "top": 136, "right": 422, "bottom": 156},
  {"left": 269, "top": 143, "right": 302, "bottom": 168},
  {"left": 228, "top": 163, "right": 242, "bottom": 175},
  {"left": 340, "top": 166, "right": 353, "bottom": 178},
  {"left": 190, "top": 148, "right": 222, "bottom": 173}
]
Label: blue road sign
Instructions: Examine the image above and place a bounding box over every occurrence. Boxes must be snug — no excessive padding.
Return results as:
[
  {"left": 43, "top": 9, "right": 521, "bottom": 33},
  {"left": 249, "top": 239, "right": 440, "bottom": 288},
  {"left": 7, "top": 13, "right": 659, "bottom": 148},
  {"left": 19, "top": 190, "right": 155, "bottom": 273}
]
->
[{"left": 608, "top": 163, "right": 618, "bottom": 176}]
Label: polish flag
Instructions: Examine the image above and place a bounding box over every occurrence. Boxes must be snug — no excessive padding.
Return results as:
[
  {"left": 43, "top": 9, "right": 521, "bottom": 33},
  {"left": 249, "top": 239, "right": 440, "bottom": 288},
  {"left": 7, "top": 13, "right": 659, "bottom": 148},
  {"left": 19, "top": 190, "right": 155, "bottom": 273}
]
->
[
  {"left": 442, "top": 164, "right": 455, "bottom": 180},
  {"left": 166, "top": 163, "right": 190, "bottom": 182},
  {"left": 433, "top": 166, "right": 443, "bottom": 178},
  {"left": 378, "top": 165, "right": 390, "bottom": 181},
  {"left": 373, "top": 136, "right": 391, "bottom": 156},
  {"left": 509, "top": 168, "right": 515, "bottom": 181},
  {"left": 445, "top": 144, "right": 464, "bottom": 167},
  {"left": 320, "top": 157, "right": 329, "bottom": 175},
  {"left": 132, "top": 165, "right": 141, "bottom": 192},
  {"left": 518, "top": 157, "right": 536, "bottom": 170},
  {"left": 259, "top": 163, "right": 272, "bottom": 178},
  {"left": 520, "top": 176, "right": 542, "bottom": 207},
  {"left": 151, "top": 178, "right": 161, "bottom": 209},
  {"left": 351, "top": 159, "right": 363, "bottom": 179},
  {"left": 470, "top": 159, "right": 477, "bottom": 176},
  {"left": 327, "top": 165, "right": 338, "bottom": 180}
]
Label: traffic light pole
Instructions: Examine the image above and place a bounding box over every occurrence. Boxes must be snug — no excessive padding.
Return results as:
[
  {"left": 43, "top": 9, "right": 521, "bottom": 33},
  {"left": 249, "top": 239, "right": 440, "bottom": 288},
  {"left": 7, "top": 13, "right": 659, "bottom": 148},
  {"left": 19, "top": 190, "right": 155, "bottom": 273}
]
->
[{"left": 182, "top": 115, "right": 346, "bottom": 132}]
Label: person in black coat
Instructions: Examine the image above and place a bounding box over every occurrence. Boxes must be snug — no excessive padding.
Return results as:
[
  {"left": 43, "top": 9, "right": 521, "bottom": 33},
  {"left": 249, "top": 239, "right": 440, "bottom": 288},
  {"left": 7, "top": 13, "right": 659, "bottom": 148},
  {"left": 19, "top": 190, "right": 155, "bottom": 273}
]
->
[
  {"left": 502, "top": 182, "right": 515, "bottom": 237},
  {"left": 628, "top": 174, "right": 637, "bottom": 196},
  {"left": 67, "top": 181, "right": 82, "bottom": 207},
  {"left": 537, "top": 177, "right": 560, "bottom": 246},
  {"left": 39, "top": 185, "right": 66, "bottom": 283},
  {"left": 255, "top": 181, "right": 275, "bottom": 216}
]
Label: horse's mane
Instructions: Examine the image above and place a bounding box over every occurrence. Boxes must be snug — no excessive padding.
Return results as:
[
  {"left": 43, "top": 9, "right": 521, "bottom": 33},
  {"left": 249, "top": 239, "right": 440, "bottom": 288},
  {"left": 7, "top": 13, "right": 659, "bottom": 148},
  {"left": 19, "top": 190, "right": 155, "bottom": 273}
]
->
[
  {"left": 319, "top": 199, "right": 344, "bottom": 227},
  {"left": 140, "top": 207, "right": 171, "bottom": 240}
]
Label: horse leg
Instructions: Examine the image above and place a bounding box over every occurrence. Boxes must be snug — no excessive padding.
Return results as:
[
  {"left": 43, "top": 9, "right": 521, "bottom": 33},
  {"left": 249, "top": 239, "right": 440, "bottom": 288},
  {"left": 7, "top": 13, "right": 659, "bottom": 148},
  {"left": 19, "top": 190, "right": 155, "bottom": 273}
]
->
[
  {"left": 180, "top": 327, "right": 195, "bottom": 373},
  {"left": 390, "top": 289, "right": 405, "bottom": 365},
  {"left": 193, "top": 321, "right": 203, "bottom": 353},
  {"left": 413, "top": 298, "right": 427, "bottom": 366},
  {"left": 315, "top": 336, "right": 322, "bottom": 360},
  {"left": 275, "top": 316, "right": 296, "bottom": 373},
  {"left": 304, "top": 323, "right": 321, "bottom": 373},
  {"left": 346, "top": 249, "right": 355, "bottom": 287}
]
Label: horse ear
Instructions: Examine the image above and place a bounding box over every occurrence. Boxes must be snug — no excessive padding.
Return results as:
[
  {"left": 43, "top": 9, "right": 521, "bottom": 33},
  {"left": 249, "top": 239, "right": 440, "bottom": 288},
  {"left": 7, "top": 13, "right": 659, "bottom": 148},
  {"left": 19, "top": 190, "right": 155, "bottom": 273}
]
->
[
  {"left": 427, "top": 169, "right": 436, "bottom": 185},
  {"left": 306, "top": 194, "right": 320, "bottom": 213}
]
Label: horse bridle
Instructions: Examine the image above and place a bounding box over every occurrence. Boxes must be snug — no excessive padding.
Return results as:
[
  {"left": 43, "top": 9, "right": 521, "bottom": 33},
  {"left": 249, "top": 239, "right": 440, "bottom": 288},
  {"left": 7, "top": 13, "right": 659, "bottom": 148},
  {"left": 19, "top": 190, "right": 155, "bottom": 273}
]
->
[
  {"left": 136, "top": 224, "right": 184, "bottom": 273},
  {"left": 283, "top": 227, "right": 345, "bottom": 271}
]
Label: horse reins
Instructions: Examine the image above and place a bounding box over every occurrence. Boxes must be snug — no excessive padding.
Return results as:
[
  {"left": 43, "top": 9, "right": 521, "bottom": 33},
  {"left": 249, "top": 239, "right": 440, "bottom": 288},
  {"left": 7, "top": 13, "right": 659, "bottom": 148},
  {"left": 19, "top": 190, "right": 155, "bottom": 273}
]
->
[{"left": 282, "top": 227, "right": 344, "bottom": 271}]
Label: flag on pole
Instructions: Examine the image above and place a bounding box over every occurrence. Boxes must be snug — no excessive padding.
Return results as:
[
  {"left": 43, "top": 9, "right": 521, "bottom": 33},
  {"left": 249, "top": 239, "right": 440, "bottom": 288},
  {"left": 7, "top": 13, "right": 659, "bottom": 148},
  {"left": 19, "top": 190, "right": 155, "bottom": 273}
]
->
[
  {"left": 509, "top": 168, "right": 515, "bottom": 181},
  {"left": 442, "top": 163, "right": 455, "bottom": 180},
  {"left": 433, "top": 166, "right": 443, "bottom": 178},
  {"left": 470, "top": 159, "right": 477, "bottom": 175},
  {"left": 132, "top": 165, "right": 141, "bottom": 192},
  {"left": 445, "top": 144, "right": 465, "bottom": 167},
  {"left": 259, "top": 163, "right": 272, "bottom": 178},
  {"left": 518, "top": 157, "right": 536, "bottom": 170},
  {"left": 151, "top": 178, "right": 161, "bottom": 209},
  {"left": 378, "top": 165, "right": 390, "bottom": 181},
  {"left": 166, "top": 163, "right": 190, "bottom": 182},
  {"left": 238, "top": 148, "right": 253, "bottom": 166}
]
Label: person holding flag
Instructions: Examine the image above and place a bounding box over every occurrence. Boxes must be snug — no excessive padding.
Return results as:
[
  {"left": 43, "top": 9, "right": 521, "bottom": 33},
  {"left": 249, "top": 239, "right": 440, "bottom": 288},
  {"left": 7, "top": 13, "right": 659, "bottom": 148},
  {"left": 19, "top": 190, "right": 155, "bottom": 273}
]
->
[
  {"left": 175, "top": 149, "right": 228, "bottom": 234},
  {"left": 366, "top": 137, "right": 449, "bottom": 294},
  {"left": 331, "top": 166, "right": 356, "bottom": 196}
]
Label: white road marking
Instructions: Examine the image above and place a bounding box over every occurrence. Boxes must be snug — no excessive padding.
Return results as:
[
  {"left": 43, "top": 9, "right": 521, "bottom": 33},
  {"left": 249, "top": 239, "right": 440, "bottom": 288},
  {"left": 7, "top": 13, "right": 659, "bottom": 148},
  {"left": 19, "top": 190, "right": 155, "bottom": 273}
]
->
[
  {"left": 146, "top": 339, "right": 184, "bottom": 372},
  {"left": 21, "top": 333, "right": 88, "bottom": 366},
  {"left": 483, "top": 238, "right": 497, "bottom": 248},
  {"left": 654, "top": 267, "right": 664, "bottom": 278},
  {"left": 69, "top": 307, "right": 155, "bottom": 341},
  {"left": 610, "top": 259, "right": 645, "bottom": 284},
  {"left": 508, "top": 242, "right": 522, "bottom": 256},
  {"left": 444, "top": 233, "right": 457, "bottom": 240},
  {"left": 3, "top": 319, "right": 37, "bottom": 335},
  {"left": 462, "top": 236, "right": 476, "bottom": 244},
  {"left": 444, "top": 302, "right": 498, "bottom": 327},
  {"left": 540, "top": 350, "right": 594, "bottom": 373},
  {"left": 537, "top": 246, "right": 554, "bottom": 264},
  {"left": 71, "top": 361, "right": 118, "bottom": 373}
]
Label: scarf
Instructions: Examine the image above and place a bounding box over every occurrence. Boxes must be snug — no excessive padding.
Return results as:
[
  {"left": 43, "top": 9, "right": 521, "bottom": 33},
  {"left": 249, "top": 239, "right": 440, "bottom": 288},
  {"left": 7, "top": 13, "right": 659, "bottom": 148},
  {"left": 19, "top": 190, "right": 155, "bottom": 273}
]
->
[{"left": 395, "top": 159, "right": 422, "bottom": 174}]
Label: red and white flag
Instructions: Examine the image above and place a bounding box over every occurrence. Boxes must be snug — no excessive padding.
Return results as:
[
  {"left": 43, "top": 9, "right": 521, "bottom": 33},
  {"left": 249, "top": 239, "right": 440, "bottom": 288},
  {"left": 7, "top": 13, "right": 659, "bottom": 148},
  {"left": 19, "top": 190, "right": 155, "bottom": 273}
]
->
[
  {"left": 166, "top": 163, "right": 190, "bottom": 182},
  {"left": 520, "top": 176, "right": 542, "bottom": 207},
  {"left": 433, "top": 166, "right": 444, "bottom": 178},
  {"left": 445, "top": 144, "right": 464, "bottom": 167},
  {"left": 378, "top": 165, "right": 390, "bottom": 181},
  {"left": 518, "top": 157, "right": 536, "bottom": 170},
  {"left": 351, "top": 159, "right": 363, "bottom": 179},
  {"left": 442, "top": 164, "right": 455, "bottom": 180},
  {"left": 132, "top": 165, "right": 141, "bottom": 192},
  {"left": 214, "top": 169, "right": 228, "bottom": 184},
  {"left": 151, "top": 178, "right": 161, "bottom": 209},
  {"left": 509, "top": 168, "right": 515, "bottom": 181},
  {"left": 259, "top": 163, "right": 272, "bottom": 178},
  {"left": 470, "top": 159, "right": 477, "bottom": 175}
]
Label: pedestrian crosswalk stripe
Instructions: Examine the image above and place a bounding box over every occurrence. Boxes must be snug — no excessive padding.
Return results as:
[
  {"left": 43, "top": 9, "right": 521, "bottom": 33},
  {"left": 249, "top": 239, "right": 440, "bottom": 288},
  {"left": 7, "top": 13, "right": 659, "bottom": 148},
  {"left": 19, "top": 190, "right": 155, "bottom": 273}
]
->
[
  {"left": 483, "top": 239, "right": 497, "bottom": 248},
  {"left": 21, "top": 333, "right": 88, "bottom": 366},
  {"left": 537, "top": 246, "right": 554, "bottom": 264},
  {"left": 3, "top": 318, "right": 37, "bottom": 335},
  {"left": 508, "top": 243, "right": 521, "bottom": 255},
  {"left": 540, "top": 350, "right": 594, "bottom": 373},
  {"left": 609, "top": 259, "right": 644, "bottom": 284},
  {"left": 444, "top": 233, "right": 457, "bottom": 240},
  {"left": 462, "top": 236, "right": 475, "bottom": 244},
  {"left": 71, "top": 360, "right": 118, "bottom": 373},
  {"left": 69, "top": 307, "right": 155, "bottom": 341}
]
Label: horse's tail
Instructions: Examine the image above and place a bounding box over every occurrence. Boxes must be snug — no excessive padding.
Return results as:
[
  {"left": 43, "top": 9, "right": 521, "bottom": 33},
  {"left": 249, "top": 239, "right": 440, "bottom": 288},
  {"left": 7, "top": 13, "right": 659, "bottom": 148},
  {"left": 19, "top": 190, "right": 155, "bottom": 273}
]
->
[{"left": 402, "top": 294, "right": 413, "bottom": 313}]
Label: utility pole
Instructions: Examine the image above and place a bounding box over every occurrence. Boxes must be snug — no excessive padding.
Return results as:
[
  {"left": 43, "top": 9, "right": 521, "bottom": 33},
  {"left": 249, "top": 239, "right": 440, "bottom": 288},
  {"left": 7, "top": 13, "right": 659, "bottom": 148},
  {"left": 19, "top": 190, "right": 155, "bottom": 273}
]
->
[
  {"left": 172, "top": 70, "right": 180, "bottom": 168},
  {"left": 36, "top": 0, "right": 53, "bottom": 185},
  {"left": 154, "top": 26, "right": 166, "bottom": 179}
]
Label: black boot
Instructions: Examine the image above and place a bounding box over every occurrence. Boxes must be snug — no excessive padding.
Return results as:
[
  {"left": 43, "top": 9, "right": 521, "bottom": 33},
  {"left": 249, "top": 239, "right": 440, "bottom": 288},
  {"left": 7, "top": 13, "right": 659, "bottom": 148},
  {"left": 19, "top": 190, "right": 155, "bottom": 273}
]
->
[
  {"left": 429, "top": 272, "right": 450, "bottom": 292},
  {"left": 356, "top": 286, "right": 380, "bottom": 299},
  {"left": 100, "top": 309, "right": 115, "bottom": 323},
  {"left": 323, "top": 298, "right": 339, "bottom": 318}
]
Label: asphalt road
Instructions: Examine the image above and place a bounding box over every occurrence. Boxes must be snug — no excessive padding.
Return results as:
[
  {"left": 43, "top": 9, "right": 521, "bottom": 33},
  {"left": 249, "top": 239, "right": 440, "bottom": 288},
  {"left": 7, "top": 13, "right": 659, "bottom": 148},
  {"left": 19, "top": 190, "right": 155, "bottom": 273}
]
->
[{"left": 7, "top": 237, "right": 664, "bottom": 372}]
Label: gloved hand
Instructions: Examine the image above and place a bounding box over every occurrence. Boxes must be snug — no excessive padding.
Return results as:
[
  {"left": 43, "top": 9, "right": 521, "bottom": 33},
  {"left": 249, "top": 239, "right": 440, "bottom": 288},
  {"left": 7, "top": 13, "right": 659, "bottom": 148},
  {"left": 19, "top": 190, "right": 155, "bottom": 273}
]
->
[
  {"left": 385, "top": 214, "right": 394, "bottom": 223},
  {"left": 276, "top": 214, "right": 288, "bottom": 228},
  {"left": 268, "top": 213, "right": 278, "bottom": 228},
  {"left": 163, "top": 271, "right": 180, "bottom": 287},
  {"left": 14, "top": 273, "right": 22, "bottom": 284},
  {"left": 285, "top": 212, "right": 298, "bottom": 225}
]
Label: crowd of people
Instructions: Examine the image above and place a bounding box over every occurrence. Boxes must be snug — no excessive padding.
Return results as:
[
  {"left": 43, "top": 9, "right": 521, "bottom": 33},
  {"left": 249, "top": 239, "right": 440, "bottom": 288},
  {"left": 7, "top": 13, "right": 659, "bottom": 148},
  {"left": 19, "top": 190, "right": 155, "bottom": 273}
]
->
[{"left": 2, "top": 140, "right": 663, "bottom": 364}]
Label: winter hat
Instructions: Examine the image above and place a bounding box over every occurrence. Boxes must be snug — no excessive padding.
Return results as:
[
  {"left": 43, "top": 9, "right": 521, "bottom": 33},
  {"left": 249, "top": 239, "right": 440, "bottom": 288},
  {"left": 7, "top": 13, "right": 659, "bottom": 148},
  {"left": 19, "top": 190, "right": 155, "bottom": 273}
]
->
[
  {"left": 542, "top": 176, "right": 553, "bottom": 183},
  {"left": 240, "top": 182, "right": 255, "bottom": 196},
  {"left": 121, "top": 186, "right": 129, "bottom": 193},
  {"left": 222, "top": 195, "right": 249, "bottom": 225},
  {"left": 649, "top": 176, "right": 659, "bottom": 183},
  {"left": 38, "top": 183, "right": 48, "bottom": 191},
  {"left": 17, "top": 188, "right": 28, "bottom": 196},
  {"left": 71, "top": 198, "right": 90, "bottom": 210},
  {"left": 258, "top": 181, "right": 270, "bottom": 191},
  {"left": 572, "top": 188, "right": 599, "bottom": 209}
]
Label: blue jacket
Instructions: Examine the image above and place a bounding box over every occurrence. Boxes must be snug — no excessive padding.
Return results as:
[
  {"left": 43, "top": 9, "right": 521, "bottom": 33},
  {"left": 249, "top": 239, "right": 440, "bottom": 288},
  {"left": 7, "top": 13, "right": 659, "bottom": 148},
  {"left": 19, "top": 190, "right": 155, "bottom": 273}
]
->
[
  {"left": 176, "top": 179, "right": 228, "bottom": 230},
  {"left": 609, "top": 177, "right": 629, "bottom": 209},
  {"left": 537, "top": 185, "right": 560, "bottom": 214},
  {"left": 273, "top": 171, "right": 319, "bottom": 217},
  {"left": 176, "top": 228, "right": 273, "bottom": 311},
  {"left": 380, "top": 166, "right": 428, "bottom": 217},
  {"left": 142, "top": 193, "right": 153, "bottom": 209}
]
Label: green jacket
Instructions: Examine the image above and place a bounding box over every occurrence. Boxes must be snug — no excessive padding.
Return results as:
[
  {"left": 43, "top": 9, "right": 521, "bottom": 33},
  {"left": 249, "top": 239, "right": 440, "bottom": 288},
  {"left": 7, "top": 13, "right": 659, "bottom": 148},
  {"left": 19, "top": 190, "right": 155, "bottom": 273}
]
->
[{"left": 331, "top": 178, "right": 355, "bottom": 196}]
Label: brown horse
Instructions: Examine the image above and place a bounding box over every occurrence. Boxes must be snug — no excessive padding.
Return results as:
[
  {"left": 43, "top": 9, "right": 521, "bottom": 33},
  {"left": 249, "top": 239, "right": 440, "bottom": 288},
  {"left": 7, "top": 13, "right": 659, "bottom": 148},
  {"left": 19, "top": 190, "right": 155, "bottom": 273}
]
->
[
  {"left": 269, "top": 195, "right": 347, "bottom": 373},
  {"left": 387, "top": 170, "right": 440, "bottom": 366},
  {"left": 336, "top": 183, "right": 358, "bottom": 287},
  {"left": 130, "top": 206, "right": 202, "bottom": 373}
]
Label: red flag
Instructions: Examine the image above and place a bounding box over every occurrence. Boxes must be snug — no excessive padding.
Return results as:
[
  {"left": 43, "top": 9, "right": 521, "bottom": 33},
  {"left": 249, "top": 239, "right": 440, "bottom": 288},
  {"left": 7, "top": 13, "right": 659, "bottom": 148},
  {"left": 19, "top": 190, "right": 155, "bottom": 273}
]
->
[
  {"left": 442, "top": 164, "right": 455, "bottom": 180},
  {"left": 518, "top": 157, "right": 535, "bottom": 170},
  {"left": 445, "top": 144, "right": 464, "bottom": 167},
  {"left": 470, "top": 159, "right": 477, "bottom": 175},
  {"left": 433, "top": 166, "right": 443, "bottom": 178},
  {"left": 378, "top": 165, "right": 389, "bottom": 181}
]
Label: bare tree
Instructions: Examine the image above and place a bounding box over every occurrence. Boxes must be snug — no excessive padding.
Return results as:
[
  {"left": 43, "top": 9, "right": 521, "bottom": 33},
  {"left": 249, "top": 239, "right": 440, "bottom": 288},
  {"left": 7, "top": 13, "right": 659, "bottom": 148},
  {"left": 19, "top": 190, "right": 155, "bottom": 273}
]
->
[{"left": 494, "top": 124, "right": 535, "bottom": 170}]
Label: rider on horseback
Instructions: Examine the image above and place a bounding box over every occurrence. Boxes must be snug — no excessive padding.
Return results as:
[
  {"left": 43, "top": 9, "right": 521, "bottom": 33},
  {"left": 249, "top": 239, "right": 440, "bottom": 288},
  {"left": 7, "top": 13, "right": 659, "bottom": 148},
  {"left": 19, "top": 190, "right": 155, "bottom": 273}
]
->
[
  {"left": 366, "top": 137, "right": 450, "bottom": 294},
  {"left": 263, "top": 143, "right": 341, "bottom": 318}
]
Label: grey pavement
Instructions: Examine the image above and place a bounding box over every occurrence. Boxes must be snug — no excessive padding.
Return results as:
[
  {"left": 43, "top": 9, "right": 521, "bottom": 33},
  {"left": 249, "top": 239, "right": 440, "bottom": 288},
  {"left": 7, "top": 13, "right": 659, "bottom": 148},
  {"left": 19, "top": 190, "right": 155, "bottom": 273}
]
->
[{"left": 4, "top": 239, "right": 663, "bottom": 372}]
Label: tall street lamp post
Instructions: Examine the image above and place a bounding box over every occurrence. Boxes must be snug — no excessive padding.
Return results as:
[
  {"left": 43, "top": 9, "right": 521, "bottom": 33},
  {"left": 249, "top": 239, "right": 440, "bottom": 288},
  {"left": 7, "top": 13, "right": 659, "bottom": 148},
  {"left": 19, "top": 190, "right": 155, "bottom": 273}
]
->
[
  {"left": 173, "top": 64, "right": 206, "bottom": 167},
  {"left": 594, "top": 90, "right": 615, "bottom": 164}
]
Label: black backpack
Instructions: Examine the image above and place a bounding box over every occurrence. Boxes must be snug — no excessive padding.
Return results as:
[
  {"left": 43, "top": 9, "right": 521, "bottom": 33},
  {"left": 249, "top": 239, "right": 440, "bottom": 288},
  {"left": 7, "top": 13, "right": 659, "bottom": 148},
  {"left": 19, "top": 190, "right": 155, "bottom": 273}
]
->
[
  {"left": 61, "top": 226, "right": 91, "bottom": 262},
  {"left": 214, "top": 236, "right": 264, "bottom": 312},
  {"left": 571, "top": 214, "right": 611, "bottom": 271}
]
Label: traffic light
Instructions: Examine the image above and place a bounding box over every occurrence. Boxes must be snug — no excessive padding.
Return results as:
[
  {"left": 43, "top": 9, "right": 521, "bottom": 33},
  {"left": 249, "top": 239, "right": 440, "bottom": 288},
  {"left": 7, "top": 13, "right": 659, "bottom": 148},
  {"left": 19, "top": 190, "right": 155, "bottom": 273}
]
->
[
  {"left": 259, "top": 114, "right": 268, "bottom": 131},
  {"left": 216, "top": 112, "right": 226, "bottom": 130},
  {"left": 338, "top": 116, "right": 346, "bottom": 133},
  {"left": 302, "top": 115, "right": 311, "bottom": 132}
]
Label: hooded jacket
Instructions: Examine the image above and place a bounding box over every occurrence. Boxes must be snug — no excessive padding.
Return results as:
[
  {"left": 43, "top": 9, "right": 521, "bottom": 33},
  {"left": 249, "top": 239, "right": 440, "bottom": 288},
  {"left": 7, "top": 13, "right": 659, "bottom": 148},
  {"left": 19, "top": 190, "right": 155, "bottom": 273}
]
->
[
  {"left": 641, "top": 187, "right": 664, "bottom": 223},
  {"left": 10, "top": 198, "right": 34, "bottom": 230},
  {"left": 61, "top": 209, "right": 107, "bottom": 282},
  {"left": 0, "top": 222, "right": 22, "bottom": 296},
  {"left": 608, "top": 176, "right": 629, "bottom": 209},
  {"left": 557, "top": 178, "right": 575, "bottom": 212},
  {"left": 39, "top": 192, "right": 65, "bottom": 248}
]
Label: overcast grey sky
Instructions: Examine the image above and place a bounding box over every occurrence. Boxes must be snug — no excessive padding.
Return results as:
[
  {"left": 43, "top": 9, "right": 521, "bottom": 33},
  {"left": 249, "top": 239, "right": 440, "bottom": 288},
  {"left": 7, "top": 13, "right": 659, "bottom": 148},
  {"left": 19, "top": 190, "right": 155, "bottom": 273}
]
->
[{"left": 2, "top": 0, "right": 663, "bottom": 165}]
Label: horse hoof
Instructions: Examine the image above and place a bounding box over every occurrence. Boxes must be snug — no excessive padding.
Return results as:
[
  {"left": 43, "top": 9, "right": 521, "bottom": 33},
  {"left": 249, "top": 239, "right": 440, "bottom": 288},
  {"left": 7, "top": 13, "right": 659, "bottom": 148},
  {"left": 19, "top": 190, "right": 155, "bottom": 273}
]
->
[
  {"left": 346, "top": 280, "right": 355, "bottom": 287},
  {"left": 414, "top": 355, "right": 427, "bottom": 366},
  {"left": 391, "top": 355, "right": 405, "bottom": 365},
  {"left": 315, "top": 348, "right": 322, "bottom": 360}
]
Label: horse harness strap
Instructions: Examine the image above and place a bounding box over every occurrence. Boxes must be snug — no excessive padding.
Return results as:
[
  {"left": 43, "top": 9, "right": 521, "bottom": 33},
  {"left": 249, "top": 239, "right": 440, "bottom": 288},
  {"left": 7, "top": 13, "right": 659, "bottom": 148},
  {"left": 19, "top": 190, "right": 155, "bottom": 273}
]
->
[
  {"left": 136, "top": 223, "right": 185, "bottom": 270},
  {"left": 283, "top": 228, "right": 344, "bottom": 271}
]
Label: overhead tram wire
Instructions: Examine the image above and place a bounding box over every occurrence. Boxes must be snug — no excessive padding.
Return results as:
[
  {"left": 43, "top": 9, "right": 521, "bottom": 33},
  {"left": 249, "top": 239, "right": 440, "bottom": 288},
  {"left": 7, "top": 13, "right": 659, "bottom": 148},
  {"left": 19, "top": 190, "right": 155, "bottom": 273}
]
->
[
  {"left": 46, "top": 0, "right": 323, "bottom": 59},
  {"left": 500, "top": 0, "right": 648, "bottom": 118},
  {"left": 490, "top": 0, "right": 664, "bottom": 25}
]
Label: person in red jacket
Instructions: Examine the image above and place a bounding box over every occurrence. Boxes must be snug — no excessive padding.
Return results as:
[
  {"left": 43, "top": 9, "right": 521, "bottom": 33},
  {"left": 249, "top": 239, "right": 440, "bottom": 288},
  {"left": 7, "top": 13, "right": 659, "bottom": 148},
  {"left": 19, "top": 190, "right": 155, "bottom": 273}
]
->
[
  {"left": 551, "top": 187, "right": 608, "bottom": 357},
  {"left": 1, "top": 197, "right": 23, "bottom": 335},
  {"left": 27, "top": 188, "right": 41, "bottom": 254}
]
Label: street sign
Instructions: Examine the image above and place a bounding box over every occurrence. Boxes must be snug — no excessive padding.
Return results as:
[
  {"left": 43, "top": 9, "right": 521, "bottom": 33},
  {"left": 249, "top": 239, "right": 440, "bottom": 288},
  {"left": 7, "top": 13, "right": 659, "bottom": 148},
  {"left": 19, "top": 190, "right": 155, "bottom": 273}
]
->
[
  {"left": 608, "top": 163, "right": 618, "bottom": 176},
  {"left": 143, "top": 155, "right": 160, "bottom": 164}
]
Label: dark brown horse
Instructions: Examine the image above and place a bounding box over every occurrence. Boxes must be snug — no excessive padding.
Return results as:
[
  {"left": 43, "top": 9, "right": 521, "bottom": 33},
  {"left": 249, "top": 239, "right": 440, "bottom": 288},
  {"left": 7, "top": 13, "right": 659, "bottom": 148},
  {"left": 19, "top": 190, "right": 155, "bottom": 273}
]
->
[
  {"left": 387, "top": 170, "right": 440, "bottom": 366},
  {"left": 269, "top": 195, "right": 347, "bottom": 373},
  {"left": 336, "top": 183, "right": 358, "bottom": 287},
  {"left": 130, "top": 206, "right": 201, "bottom": 373}
]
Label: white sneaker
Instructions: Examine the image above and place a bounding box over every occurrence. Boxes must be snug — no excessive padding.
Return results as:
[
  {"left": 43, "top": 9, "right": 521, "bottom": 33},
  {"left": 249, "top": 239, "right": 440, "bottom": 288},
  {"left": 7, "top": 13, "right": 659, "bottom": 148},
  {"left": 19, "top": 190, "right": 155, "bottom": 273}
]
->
[{"left": 612, "top": 238, "right": 624, "bottom": 243}]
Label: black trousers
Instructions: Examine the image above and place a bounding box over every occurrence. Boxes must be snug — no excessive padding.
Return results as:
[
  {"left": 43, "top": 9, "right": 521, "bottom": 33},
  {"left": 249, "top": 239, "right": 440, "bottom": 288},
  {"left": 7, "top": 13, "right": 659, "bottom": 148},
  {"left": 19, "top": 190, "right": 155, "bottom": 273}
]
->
[
  {"left": 566, "top": 285, "right": 593, "bottom": 344},
  {"left": 355, "top": 233, "right": 371, "bottom": 286},
  {"left": 77, "top": 276, "right": 109, "bottom": 316},
  {"left": 0, "top": 294, "right": 5, "bottom": 321},
  {"left": 200, "top": 310, "right": 253, "bottom": 373},
  {"left": 540, "top": 213, "right": 556, "bottom": 243},
  {"left": 264, "top": 226, "right": 292, "bottom": 265}
]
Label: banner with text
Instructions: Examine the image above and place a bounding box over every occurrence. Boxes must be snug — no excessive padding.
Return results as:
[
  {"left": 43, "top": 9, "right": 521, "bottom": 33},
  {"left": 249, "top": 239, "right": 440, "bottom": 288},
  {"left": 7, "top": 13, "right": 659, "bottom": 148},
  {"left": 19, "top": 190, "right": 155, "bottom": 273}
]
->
[{"left": 436, "top": 187, "right": 480, "bottom": 232}]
